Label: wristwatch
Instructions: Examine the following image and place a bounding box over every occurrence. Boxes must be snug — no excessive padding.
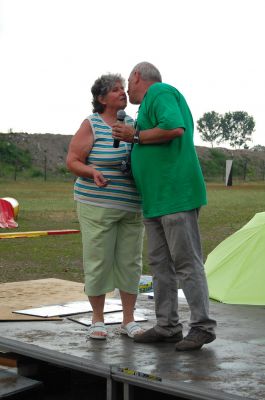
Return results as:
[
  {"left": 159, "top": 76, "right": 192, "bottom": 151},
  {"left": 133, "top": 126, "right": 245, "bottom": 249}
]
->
[{"left": 133, "top": 129, "right": 141, "bottom": 144}]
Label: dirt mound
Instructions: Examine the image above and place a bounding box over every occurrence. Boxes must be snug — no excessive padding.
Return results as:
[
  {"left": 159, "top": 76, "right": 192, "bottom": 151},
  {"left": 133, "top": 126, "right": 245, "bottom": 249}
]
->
[
  {"left": 1, "top": 133, "right": 265, "bottom": 173},
  {"left": 0, "top": 132, "right": 72, "bottom": 172}
]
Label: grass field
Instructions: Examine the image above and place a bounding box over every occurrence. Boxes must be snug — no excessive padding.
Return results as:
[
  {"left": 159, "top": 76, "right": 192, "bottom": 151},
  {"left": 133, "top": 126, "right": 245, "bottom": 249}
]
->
[{"left": 1, "top": 179, "right": 265, "bottom": 283}]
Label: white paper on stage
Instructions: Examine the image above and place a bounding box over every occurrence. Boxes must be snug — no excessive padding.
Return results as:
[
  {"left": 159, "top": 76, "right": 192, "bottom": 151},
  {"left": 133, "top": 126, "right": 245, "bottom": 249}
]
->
[
  {"left": 141, "top": 289, "right": 186, "bottom": 300},
  {"left": 68, "top": 311, "right": 147, "bottom": 326},
  {"left": 14, "top": 299, "right": 122, "bottom": 318}
]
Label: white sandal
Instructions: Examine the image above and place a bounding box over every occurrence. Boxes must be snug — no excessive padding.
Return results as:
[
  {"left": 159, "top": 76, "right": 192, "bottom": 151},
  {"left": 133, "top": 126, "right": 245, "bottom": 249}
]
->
[
  {"left": 88, "top": 322, "right": 108, "bottom": 340},
  {"left": 120, "top": 321, "right": 144, "bottom": 338}
]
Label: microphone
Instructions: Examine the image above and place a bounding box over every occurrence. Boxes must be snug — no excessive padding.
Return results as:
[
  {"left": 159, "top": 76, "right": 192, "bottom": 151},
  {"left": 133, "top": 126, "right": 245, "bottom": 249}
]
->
[{"left": 113, "top": 109, "right": 126, "bottom": 148}]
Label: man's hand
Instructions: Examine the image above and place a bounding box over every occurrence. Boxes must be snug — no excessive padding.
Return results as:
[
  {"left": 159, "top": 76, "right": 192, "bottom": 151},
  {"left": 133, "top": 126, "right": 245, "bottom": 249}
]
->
[{"left": 112, "top": 122, "right": 135, "bottom": 143}]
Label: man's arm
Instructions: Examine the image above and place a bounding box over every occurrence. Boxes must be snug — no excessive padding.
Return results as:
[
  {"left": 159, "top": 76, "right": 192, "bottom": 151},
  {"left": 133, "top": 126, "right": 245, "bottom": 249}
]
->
[
  {"left": 112, "top": 123, "right": 184, "bottom": 144},
  {"left": 112, "top": 90, "right": 185, "bottom": 144}
]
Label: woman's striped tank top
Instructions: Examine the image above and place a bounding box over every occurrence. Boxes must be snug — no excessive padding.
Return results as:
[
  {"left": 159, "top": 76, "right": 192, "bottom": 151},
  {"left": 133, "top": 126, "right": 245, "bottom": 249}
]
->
[{"left": 74, "top": 113, "right": 141, "bottom": 212}]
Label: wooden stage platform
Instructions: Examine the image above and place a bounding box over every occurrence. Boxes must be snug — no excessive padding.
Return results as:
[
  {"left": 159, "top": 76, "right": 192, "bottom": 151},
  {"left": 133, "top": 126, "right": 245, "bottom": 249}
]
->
[{"left": 0, "top": 279, "right": 264, "bottom": 399}]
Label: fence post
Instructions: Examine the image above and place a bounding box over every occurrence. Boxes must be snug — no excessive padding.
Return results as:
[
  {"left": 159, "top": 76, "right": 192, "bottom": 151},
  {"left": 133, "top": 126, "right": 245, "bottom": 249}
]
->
[
  {"left": 44, "top": 150, "right": 47, "bottom": 181},
  {"left": 243, "top": 159, "right": 248, "bottom": 181},
  {"left": 14, "top": 160, "right": 18, "bottom": 181}
]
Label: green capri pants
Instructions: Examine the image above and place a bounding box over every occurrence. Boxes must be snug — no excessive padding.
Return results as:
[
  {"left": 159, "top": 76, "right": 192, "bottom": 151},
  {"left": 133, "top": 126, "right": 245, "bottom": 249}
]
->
[{"left": 77, "top": 202, "right": 144, "bottom": 296}]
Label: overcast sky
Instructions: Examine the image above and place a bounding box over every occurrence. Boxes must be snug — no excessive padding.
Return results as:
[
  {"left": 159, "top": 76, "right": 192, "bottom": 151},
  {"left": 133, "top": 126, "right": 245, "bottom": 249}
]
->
[{"left": 1, "top": 0, "right": 264, "bottom": 147}]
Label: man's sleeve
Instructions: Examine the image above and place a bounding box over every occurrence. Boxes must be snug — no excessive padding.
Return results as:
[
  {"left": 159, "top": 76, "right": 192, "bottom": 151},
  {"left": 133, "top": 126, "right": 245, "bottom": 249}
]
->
[{"left": 150, "top": 92, "right": 186, "bottom": 130}]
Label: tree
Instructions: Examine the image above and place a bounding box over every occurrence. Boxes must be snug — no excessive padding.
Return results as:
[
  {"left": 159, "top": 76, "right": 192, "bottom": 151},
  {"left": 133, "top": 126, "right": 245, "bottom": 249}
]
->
[
  {"left": 251, "top": 144, "right": 265, "bottom": 152},
  {"left": 197, "top": 111, "right": 222, "bottom": 147},
  {"left": 0, "top": 137, "right": 32, "bottom": 168},
  {"left": 220, "top": 111, "right": 255, "bottom": 149}
]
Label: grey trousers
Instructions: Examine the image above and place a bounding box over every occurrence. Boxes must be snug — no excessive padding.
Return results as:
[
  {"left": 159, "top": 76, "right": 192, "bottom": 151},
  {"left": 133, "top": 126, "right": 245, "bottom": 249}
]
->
[{"left": 144, "top": 209, "right": 216, "bottom": 336}]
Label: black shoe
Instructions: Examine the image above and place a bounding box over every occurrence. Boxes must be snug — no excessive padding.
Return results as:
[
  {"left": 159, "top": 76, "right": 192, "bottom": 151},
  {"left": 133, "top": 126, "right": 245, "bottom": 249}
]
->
[
  {"left": 175, "top": 327, "right": 216, "bottom": 351},
  {"left": 133, "top": 327, "right": 183, "bottom": 343}
]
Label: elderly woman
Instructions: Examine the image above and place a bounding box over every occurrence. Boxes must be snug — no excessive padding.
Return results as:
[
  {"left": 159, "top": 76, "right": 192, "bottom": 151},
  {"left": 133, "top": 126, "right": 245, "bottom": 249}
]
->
[{"left": 66, "top": 74, "right": 144, "bottom": 339}]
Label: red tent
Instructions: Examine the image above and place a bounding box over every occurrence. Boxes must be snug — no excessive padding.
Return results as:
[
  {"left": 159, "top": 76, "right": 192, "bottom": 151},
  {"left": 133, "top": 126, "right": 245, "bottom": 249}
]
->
[{"left": 0, "top": 199, "right": 18, "bottom": 228}]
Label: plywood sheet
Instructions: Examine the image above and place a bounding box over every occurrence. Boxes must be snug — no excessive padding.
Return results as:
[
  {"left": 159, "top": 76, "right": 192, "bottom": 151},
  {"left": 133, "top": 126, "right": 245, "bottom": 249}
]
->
[
  {"left": 68, "top": 311, "right": 147, "bottom": 327},
  {"left": 0, "top": 278, "right": 89, "bottom": 321},
  {"left": 14, "top": 301, "right": 122, "bottom": 318},
  {"left": 0, "top": 306, "right": 61, "bottom": 321}
]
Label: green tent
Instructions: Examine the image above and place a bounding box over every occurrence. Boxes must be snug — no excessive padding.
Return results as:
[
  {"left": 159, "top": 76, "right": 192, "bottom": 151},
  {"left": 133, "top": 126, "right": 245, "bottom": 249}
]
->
[{"left": 205, "top": 212, "right": 265, "bottom": 305}]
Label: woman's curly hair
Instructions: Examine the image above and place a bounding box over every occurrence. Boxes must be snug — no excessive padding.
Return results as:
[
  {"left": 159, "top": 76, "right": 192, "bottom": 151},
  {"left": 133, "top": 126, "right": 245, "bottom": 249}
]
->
[{"left": 91, "top": 73, "right": 125, "bottom": 113}]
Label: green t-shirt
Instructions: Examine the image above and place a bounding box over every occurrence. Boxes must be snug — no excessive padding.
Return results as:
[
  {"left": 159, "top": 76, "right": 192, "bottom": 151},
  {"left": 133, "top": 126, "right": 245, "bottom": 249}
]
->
[{"left": 131, "top": 82, "right": 207, "bottom": 218}]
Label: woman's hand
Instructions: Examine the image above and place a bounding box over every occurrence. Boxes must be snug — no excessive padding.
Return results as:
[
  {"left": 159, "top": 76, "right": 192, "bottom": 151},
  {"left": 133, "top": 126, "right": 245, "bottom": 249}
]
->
[{"left": 92, "top": 168, "right": 110, "bottom": 187}]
